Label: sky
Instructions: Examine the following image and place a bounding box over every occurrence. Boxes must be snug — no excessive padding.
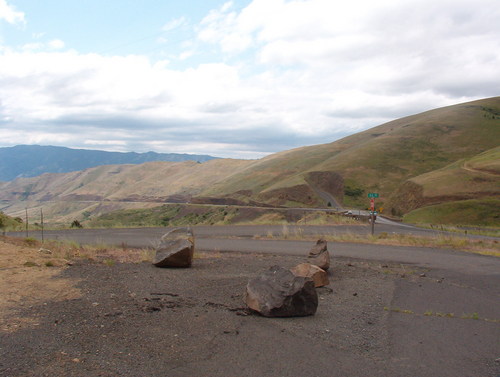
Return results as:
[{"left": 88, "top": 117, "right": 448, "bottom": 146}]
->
[{"left": 0, "top": 0, "right": 499, "bottom": 159}]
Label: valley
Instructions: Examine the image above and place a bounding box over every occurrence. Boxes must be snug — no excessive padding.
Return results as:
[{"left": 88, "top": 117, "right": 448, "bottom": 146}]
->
[{"left": 1, "top": 97, "right": 499, "bottom": 228}]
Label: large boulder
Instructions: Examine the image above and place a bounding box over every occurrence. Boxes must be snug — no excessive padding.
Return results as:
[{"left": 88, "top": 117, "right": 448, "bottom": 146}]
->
[
  {"left": 153, "top": 227, "right": 195, "bottom": 268},
  {"left": 245, "top": 266, "right": 318, "bottom": 317},
  {"left": 308, "top": 239, "right": 330, "bottom": 271},
  {"left": 290, "top": 263, "right": 329, "bottom": 288}
]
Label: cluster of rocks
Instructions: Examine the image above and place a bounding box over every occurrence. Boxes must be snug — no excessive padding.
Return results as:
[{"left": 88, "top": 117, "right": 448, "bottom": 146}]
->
[{"left": 153, "top": 228, "right": 331, "bottom": 318}]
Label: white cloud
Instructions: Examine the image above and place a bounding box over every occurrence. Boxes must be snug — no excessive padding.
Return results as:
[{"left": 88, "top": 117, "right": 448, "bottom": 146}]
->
[
  {"left": 0, "top": 0, "right": 499, "bottom": 158},
  {"left": 162, "top": 16, "right": 187, "bottom": 32},
  {"left": 48, "top": 39, "right": 65, "bottom": 50},
  {"left": 0, "top": 0, "right": 25, "bottom": 25}
]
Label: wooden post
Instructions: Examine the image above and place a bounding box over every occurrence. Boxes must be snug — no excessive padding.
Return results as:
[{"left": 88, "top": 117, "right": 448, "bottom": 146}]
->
[
  {"left": 25, "top": 208, "right": 28, "bottom": 238},
  {"left": 41, "top": 208, "right": 44, "bottom": 243}
]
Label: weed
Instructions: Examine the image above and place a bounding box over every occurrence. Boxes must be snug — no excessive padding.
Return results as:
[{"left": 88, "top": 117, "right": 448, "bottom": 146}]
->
[
  {"left": 24, "top": 237, "right": 39, "bottom": 247},
  {"left": 378, "top": 232, "right": 389, "bottom": 239},
  {"left": 462, "top": 312, "right": 480, "bottom": 320},
  {"left": 103, "top": 259, "right": 115, "bottom": 267},
  {"left": 45, "top": 261, "right": 55, "bottom": 267},
  {"left": 23, "top": 261, "right": 38, "bottom": 267},
  {"left": 260, "top": 230, "right": 499, "bottom": 256},
  {"left": 282, "top": 225, "right": 290, "bottom": 239},
  {"left": 140, "top": 248, "right": 156, "bottom": 262},
  {"left": 384, "top": 307, "right": 414, "bottom": 314}
]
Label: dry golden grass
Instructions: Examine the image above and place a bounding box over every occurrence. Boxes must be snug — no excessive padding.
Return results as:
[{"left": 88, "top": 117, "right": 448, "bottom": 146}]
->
[
  {"left": 0, "top": 237, "right": 80, "bottom": 332},
  {"left": 258, "top": 231, "right": 500, "bottom": 257},
  {"left": 0, "top": 236, "right": 158, "bottom": 333}
]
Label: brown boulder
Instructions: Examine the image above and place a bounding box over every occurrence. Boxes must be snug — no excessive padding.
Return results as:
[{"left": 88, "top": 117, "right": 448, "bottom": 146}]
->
[
  {"left": 245, "top": 266, "right": 318, "bottom": 317},
  {"left": 308, "top": 238, "right": 327, "bottom": 256},
  {"left": 308, "top": 239, "right": 330, "bottom": 271},
  {"left": 290, "top": 263, "right": 329, "bottom": 287},
  {"left": 153, "top": 227, "right": 195, "bottom": 268}
]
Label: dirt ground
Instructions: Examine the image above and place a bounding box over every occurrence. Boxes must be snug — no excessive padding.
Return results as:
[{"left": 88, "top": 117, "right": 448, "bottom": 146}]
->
[{"left": 0, "top": 238, "right": 499, "bottom": 377}]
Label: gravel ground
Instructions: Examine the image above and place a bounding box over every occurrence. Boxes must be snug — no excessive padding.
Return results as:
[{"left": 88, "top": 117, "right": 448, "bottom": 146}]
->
[{"left": 1, "top": 250, "right": 499, "bottom": 377}]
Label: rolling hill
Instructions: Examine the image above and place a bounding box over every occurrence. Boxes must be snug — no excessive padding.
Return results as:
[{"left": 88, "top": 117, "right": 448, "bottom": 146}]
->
[
  {"left": 0, "top": 145, "right": 217, "bottom": 181},
  {"left": 0, "top": 97, "right": 498, "bottom": 226},
  {"left": 200, "top": 97, "right": 500, "bottom": 213}
]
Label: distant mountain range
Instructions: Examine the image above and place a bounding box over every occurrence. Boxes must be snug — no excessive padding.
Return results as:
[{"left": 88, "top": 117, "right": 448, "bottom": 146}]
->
[{"left": 0, "top": 145, "right": 217, "bottom": 181}]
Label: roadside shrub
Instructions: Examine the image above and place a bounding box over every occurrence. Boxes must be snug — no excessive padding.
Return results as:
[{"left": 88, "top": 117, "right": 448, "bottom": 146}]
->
[
  {"left": 24, "top": 237, "right": 39, "bottom": 247},
  {"left": 70, "top": 220, "right": 83, "bottom": 228}
]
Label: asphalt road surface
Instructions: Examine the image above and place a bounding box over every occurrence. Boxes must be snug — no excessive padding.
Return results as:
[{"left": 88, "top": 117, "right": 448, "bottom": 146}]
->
[{"left": 9, "top": 222, "right": 498, "bottom": 273}]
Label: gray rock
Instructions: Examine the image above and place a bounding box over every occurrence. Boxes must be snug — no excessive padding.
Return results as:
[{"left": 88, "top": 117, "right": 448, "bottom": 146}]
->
[
  {"left": 308, "top": 238, "right": 327, "bottom": 256},
  {"left": 154, "top": 227, "right": 194, "bottom": 268},
  {"left": 308, "top": 239, "right": 330, "bottom": 271},
  {"left": 245, "top": 265, "right": 318, "bottom": 317}
]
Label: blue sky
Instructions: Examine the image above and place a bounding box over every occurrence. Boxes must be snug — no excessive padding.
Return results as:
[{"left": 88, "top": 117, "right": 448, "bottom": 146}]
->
[{"left": 0, "top": 0, "right": 499, "bottom": 159}]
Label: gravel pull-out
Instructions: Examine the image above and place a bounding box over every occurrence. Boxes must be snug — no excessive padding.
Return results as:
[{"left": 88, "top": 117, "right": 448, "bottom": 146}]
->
[{"left": 1, "top": 251, "right": 499, "bottom": 377}]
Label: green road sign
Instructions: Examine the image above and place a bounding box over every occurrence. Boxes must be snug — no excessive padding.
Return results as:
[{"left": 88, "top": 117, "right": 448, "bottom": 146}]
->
[{"left": 367, "top": 193, "right": 379, "bottom": 198}]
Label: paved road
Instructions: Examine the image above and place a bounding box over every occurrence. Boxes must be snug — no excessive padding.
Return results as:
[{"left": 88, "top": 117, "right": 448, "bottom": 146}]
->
[{"left": 9, "top": 223, "right": 499, "bottom": 275}]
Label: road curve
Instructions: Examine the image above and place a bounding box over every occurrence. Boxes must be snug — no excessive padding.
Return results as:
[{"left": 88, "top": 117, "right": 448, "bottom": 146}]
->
[{"left": 8, "top": 225, "right": 499, "bottom": 276}]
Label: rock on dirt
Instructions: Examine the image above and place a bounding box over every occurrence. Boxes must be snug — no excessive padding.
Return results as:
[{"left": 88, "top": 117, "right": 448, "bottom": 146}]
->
[
  {"left": 308, "top": 238, "right": 330, "bottom": 271},
  {"left": 245, "top": 265, "right": 318, "bottom": 317},
  {"left": 290, "top": 263, "right": 329, "bottom": 287},
  {"left": 153, "top": 227, "right": 194, "bottom": 268}
]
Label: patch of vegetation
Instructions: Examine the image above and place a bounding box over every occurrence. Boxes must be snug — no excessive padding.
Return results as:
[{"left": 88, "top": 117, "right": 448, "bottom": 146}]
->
[
  {"left": 344, "top": 185, "right": 364, "bottom": 198},
  {"left": 70, "top": 220, "right": 83, "bottom": 228},
  {"left": 24, "top": 237, "right": 39, "bottom": 247},
  {"left": 262, "top": 231, "right": 499, "bottom": 257},
  {"left": 386, "top": 307, "right": 497, "bottom": 322},
  {"left": 0, "top": 211, "right": 24, "bottom": 232},
  {"left": 403, "top": 198, "right": 500, "bottom": 227},
  {"left": 462, "top": 312, "right": 480, "bottom": 320}
]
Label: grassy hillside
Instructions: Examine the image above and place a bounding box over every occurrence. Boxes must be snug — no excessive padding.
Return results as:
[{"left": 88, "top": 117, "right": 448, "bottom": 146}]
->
[
  {"left": 1, "top": 97, "right": 498, "bottom": 226},
  {"left": 0, "top": 159, "right": 253, "bottom": 224},
  {"left": 202, "top": 97, "right": 500, "bottom": 212},
  {"left": 0, "top": 211, "right": 23, "bottom": 231},
  {"left": 389, "top": 147, "right": 500, "bottom": 215},
  {"left": 403, "top": 198, "right": 500, "bottom": 227}
]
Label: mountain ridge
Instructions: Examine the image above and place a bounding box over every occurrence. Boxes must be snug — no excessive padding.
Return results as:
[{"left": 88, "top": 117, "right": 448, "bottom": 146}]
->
[{"left": 0, "top": 145, "right": 218, "bottom": 181}]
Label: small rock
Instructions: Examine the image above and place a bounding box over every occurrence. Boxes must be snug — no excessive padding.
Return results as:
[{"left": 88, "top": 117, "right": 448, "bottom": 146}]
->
[
  {"left": 307, "top": 239, "right": 330, "bottom": 271},
  {"left": 245, "top": 265, "right": 318, "bottom": 317},
  {"left": 308, "top": 238, "right": 327, "bottom": 256},
  {"left": 290, "top": 263, "right": 329, "bottom": 287}
]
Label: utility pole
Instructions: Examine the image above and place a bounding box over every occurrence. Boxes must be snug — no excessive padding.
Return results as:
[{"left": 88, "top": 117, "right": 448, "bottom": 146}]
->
[
  {"left": 41, "top": 208, "right": 44, "bottom": 243},
  {"left": 25, "top": 207, "right": 28, "bottom": 238}
]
